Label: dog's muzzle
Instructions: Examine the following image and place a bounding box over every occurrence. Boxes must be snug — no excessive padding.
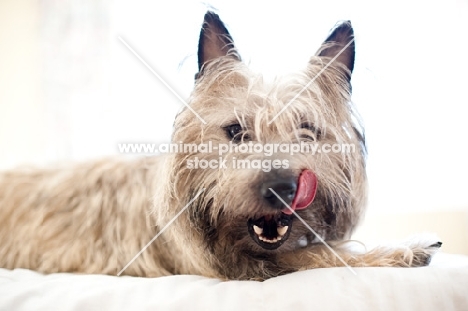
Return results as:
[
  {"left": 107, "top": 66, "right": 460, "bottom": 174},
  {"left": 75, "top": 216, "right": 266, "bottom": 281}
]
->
[{"left": 247, "top": 170, "right": 318, "bottom": 250}]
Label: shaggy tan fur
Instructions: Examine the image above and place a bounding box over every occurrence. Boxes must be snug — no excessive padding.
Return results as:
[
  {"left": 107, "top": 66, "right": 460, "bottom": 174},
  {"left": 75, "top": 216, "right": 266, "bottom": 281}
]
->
[{"left": 0, "top": 12, "right": 440, "bottom": 280}]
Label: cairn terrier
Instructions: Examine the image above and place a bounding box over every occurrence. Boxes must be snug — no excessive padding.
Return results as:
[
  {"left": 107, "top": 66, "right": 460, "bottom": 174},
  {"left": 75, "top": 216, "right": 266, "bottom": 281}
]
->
[{"left": 0, "top": 11, "right": 441, "bottom": 280}]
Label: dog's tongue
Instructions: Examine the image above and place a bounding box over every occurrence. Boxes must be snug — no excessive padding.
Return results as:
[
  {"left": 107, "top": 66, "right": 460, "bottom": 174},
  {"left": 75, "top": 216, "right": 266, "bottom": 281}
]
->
[{"left": 283, "top": 170, "right": 318, "bottom": 215}]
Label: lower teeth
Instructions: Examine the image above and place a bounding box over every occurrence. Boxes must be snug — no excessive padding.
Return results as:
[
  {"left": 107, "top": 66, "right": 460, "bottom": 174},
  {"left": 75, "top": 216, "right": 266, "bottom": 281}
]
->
[
  {"left": 277, "top": 226, "right": 288, "bottom": 236},
  {"left": 252, "top": 225, "right": 289, "bottom": 243},
  {"left": 259, "top": 236, "right": 281, "bottom": 243},
  {"left": 253, "top": 225, "right": 263, "bottom": 235}
]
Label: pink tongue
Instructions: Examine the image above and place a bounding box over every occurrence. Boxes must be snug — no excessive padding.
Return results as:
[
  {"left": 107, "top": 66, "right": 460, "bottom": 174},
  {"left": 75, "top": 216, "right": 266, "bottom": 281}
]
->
[{"left": 282, "top": 170, "right": 318, "bottom": 215}]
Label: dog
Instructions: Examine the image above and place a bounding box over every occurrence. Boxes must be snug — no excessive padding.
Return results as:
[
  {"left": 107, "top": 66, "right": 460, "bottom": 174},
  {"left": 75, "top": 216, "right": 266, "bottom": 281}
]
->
[{"left": 0, "top": 11, "right": 441, "bottom": 280}]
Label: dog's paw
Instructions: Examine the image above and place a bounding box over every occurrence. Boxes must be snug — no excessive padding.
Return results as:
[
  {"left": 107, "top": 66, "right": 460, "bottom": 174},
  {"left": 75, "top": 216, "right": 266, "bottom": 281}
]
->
[{"left": 403, "top": 234, "right": 442, "bottom": 267}]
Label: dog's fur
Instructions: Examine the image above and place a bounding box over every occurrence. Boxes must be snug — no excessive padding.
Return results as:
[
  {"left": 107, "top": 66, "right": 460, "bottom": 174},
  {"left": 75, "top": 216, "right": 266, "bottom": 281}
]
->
[{"left": 0, "top": 12, "right": 441, "bottom": 280}]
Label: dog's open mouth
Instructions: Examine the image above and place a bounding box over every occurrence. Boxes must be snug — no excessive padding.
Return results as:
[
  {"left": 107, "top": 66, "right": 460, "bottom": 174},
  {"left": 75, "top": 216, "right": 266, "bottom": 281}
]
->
[
  {"left": 247, "top": 213, "right": 293, "bottom": 250},
  {"left": 247, "top": 170, "right": 318, "bottom": 250}
]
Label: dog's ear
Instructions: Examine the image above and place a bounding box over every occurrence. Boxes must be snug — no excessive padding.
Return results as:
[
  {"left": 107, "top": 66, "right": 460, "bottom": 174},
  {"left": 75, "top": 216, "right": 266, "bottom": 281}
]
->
[
  {"left": 196, "top": 11, "right": 240, "bottom": 78},
  {"left": 316, "top": 21, "right": 355, "bottom": 79}
]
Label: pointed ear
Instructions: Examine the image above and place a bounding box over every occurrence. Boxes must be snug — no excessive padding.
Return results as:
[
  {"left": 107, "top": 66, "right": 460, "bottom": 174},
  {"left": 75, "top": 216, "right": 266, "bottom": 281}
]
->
[
  {"left": 316, "top": 21, "right": 355, "bottom": 78},
  {"left": 196, "top": 11, "right": 240, "bottom": 77}
]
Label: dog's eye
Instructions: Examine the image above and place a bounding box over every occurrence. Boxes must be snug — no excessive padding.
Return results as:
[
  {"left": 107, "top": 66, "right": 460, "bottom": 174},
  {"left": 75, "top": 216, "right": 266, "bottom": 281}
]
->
[
  {"left": 224, "top": 124, "right": 249, "bottom": 142},
  {"left": 300, "top": 123, "right": 321, "bottom": 141}
]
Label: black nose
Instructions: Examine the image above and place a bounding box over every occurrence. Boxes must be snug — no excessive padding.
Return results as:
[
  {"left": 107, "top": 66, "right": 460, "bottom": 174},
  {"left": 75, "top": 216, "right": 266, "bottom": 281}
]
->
[{"left": 261, "top": 179, "right": 297, "bottom": 210}]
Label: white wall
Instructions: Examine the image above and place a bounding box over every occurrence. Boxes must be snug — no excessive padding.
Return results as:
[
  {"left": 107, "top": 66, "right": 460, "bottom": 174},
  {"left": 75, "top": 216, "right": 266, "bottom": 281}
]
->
[
  {"left": 1, "top": 0, "right": 467, "bottom": 252},
  {"left": 0, "top": 0, "right": 46, "bottom": 167}
]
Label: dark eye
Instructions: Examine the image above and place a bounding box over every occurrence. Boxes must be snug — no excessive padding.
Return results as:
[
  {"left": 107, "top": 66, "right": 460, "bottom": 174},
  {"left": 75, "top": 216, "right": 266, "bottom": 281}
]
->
[
  {"left": 224, "top": 124, "right": 249, "bottom": 142},
  {"left": 300, "top": 123, "right": 321, "bottom": 141}
]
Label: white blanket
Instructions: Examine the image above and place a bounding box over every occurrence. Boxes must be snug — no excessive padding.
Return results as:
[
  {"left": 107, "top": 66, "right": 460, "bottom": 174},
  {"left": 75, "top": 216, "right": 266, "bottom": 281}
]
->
[{"left": 1, "top": 253, "right": 467, "bottom": 310}]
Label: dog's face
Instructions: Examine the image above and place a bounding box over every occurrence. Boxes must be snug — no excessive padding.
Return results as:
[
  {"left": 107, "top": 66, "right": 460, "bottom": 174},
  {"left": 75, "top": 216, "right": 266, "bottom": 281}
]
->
[{"left": 168, "top": 12, "right": 366, "bottom": 275}]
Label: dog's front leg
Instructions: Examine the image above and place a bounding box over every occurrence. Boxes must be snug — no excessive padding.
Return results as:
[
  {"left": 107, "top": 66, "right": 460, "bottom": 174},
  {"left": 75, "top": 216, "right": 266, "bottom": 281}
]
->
[{"left": 277, "top": 238, "right": 442, "bottom": 270}]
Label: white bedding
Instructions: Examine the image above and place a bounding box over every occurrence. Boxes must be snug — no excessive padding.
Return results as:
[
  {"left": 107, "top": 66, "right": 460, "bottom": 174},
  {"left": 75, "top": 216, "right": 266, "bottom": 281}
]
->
[{"left": 1, "top": 253, "right": 467, "bottom": 311}]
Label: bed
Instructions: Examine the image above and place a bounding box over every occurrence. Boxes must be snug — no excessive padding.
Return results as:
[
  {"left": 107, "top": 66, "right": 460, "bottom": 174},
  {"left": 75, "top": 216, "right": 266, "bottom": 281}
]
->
[{"left": 1, "top": 253, "right": 467, "bottom": 310}]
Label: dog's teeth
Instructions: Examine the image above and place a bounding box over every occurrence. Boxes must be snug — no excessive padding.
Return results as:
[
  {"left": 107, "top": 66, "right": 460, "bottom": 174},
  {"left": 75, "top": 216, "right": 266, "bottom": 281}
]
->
[
  {"left": 260, "top": 236, "right": 277, "bottom": 243},
  {"left": 277, "top": 226, "right": 288, "bottom": 236},
  {"left": 258, "top": 236, "right": 281, "bottom": 243},
  {"left": 253, "top": 225, "right": 263, "bottom": 235}
]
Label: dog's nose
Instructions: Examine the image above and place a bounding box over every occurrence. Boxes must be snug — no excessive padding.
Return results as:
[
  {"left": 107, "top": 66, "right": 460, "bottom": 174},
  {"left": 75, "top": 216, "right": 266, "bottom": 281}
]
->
[{"left": 261, "top": 179, "right": 297, "bottom": 210}]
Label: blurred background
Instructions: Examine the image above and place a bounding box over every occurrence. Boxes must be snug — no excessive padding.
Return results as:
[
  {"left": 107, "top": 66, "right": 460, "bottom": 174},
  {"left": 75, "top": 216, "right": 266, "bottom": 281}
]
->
[{"left": 1, "top": 0, "right": 467, "bottom": 254}]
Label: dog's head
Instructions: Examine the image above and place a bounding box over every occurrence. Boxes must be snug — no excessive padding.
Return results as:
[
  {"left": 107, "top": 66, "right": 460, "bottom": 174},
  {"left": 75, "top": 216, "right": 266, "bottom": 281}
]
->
[{"left": 167, "top": 11, "right": 366, "bottom": 276}]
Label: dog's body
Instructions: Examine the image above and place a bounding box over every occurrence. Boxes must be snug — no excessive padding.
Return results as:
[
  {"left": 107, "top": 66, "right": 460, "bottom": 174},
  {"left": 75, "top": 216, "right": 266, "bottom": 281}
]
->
[{"left": 0, "top": 12, "right": 441, "bottom": 280}]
